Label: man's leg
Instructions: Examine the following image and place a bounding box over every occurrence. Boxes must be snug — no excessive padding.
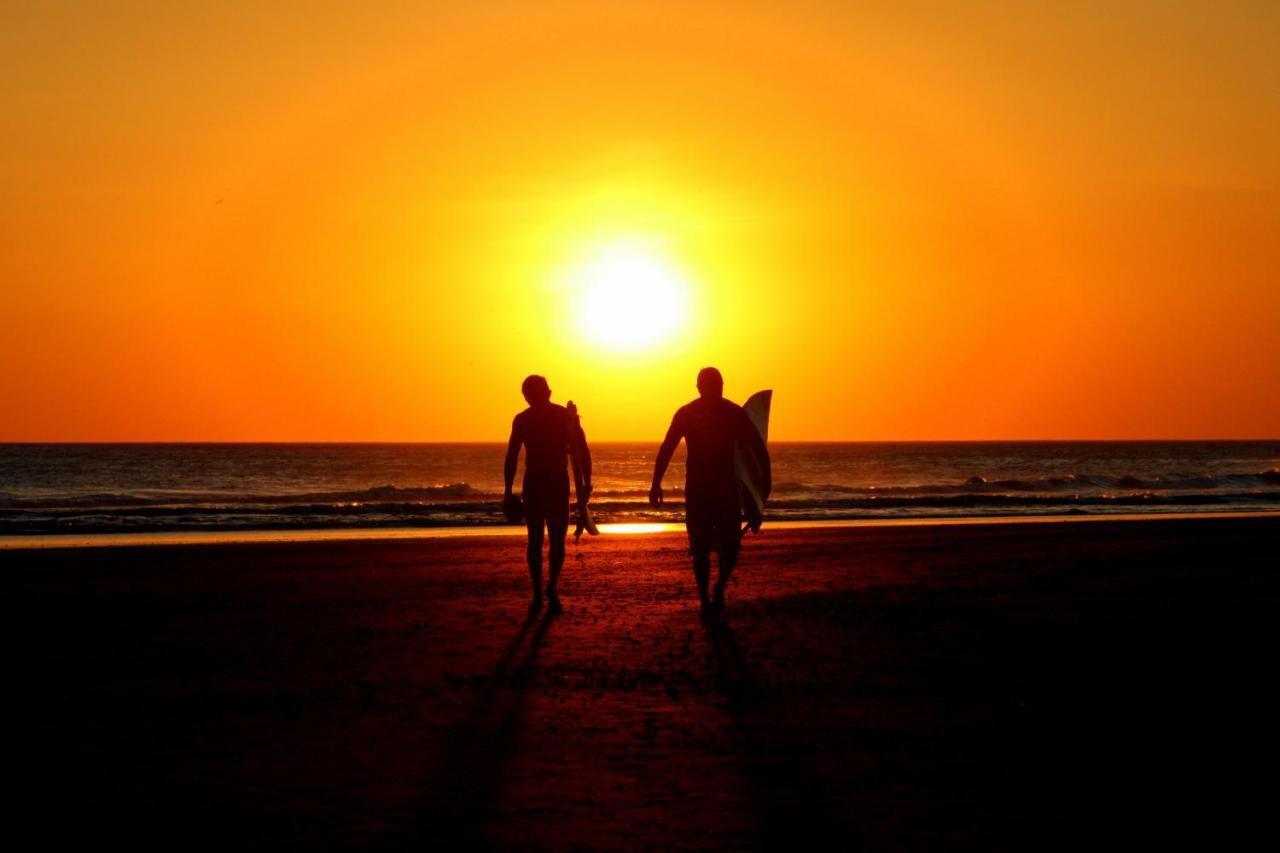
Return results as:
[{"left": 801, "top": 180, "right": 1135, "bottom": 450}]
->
[
  {"left": 693, "top": 553, "right": 712, "bottom": 610},
  {"left": 526, "top": 512, "right": 545, "bottom": 610},
  {"left": 546, "top": 513, "right": 568, "bottom": 613},
  {"left": 711, "top": 546, "right": 738, "bottom": 612},
  {"left": 686, "top": 502, "right": 713, "bottom": 611},
  {"left": 711, "top": 508, "right": 742, "bottom": 613}
]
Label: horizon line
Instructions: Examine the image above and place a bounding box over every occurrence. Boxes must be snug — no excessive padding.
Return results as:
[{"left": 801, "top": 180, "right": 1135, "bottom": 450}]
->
[{"left": 2, "top": 438, "right": 1278, "bottom": 445}]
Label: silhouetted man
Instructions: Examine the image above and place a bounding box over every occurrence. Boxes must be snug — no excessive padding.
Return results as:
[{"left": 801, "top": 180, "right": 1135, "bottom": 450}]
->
[
  {"left": 505, "top": 375, "right": 591, "bottom": 615},
  {"left": 651, "top": 367, "right": 770, "bottom": 618}
]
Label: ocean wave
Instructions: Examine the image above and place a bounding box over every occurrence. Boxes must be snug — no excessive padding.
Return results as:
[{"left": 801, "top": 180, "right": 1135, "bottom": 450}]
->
[
  {"left": 769, "top": 469, "right": 1280, "bottom": 497},
  {"left": 2, "top": 488, "right": 1278, "bottom": 536},
  {"left": 2, "top": 450, "right": 1279, "bottom": 537},
  {"left": 0, "top": 483, "right": 483, "bottom": 510},
  {"left": 7, "top": 468, "right": 1279, "bottom": 513}
]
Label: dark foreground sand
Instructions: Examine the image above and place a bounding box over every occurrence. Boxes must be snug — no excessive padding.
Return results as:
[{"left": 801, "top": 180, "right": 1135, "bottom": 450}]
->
[{"left": 8, "top": 517, "right": 1280, "bottom": 849}]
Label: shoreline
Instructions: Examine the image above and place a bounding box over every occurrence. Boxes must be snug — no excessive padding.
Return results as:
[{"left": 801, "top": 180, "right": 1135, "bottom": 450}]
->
[{"left": 3, "top": 508, "right": 1279, "bottom": 549}]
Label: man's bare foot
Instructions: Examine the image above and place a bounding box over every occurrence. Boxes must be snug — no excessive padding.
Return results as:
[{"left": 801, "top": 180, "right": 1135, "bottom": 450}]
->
[
  {"left": 546, "top": 589, "right": 563, "bottom": 616},
  {"left": 711, "top": 587, "right": 726, "bottom": 615},
  {"left": 529, "top": 594, "right": 543, "bottom": 616}
]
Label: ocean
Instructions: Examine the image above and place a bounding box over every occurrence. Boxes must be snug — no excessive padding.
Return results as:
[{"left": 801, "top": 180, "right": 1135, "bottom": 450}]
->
[{"left": 1, "top": 442, "right": 1278, "bottom": 537}]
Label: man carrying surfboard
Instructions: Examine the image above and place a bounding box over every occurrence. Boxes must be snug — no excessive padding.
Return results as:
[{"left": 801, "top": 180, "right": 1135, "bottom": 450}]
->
[
  {"left": 504, "top": 375, "right": 592, "bottom": 615},
  {"left": 650, "top": 367, "right": 771, "bottom": 619}
]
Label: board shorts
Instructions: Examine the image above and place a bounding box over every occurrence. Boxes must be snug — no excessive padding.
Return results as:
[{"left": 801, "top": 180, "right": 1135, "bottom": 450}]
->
[
  {"left": 522, "top": 473, "right": 570, "bottom": 528},
  {"left": 685, "top": 489, "right": 741, "bottom": 560}
]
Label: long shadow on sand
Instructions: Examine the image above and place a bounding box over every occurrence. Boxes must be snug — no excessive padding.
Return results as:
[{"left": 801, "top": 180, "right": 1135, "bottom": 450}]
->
[
  {"left": 708, "top": 559, "right": 1280, "bottom": 848},
  {"left": 703, "top": 615, "right": 842, "bottom": 846},
  {"left": 414, "top": 608, "right": 558, "bottom": 844}
]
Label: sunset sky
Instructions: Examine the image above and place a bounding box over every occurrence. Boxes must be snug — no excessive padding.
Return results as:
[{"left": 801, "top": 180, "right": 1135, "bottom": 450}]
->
[{"left": 3, "top": 1, "right": 1278, "bottom": 441}]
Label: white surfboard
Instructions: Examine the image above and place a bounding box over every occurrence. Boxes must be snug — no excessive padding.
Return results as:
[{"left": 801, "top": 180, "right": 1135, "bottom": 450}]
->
[{"left": 735, "top": 390, "right": 772, "bottom": 534}]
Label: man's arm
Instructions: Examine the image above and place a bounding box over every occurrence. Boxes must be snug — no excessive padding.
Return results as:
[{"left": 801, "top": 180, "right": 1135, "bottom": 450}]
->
[
  {"left": 572, "top": 419, "right": 592, "bottom": 496},
  {"left": 566, "top": 402, "right": 592, "bottom": 500},
  {"left": 503, "top": 415, "right": 522, "bottom": 497},
  {"left": 650, "top": 413, "right": 684, "bottom": 507}
]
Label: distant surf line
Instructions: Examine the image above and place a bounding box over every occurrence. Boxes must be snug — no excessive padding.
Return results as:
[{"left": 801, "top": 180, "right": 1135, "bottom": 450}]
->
[{"left": 3, "top": 511, "right": 1278, "bottom": 550}]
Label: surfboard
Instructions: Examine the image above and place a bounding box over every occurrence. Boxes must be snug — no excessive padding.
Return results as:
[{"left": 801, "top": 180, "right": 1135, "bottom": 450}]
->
[
  {"left": 735, "top": 390, "right": 772, "bottom": 534},
  {"left": 566, "top": 400, "right": 599, "bottom": 541}
]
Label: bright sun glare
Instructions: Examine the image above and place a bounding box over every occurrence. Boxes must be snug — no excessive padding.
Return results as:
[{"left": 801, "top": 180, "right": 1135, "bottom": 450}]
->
[{"left": 569, "top": 240, "right": 691, "bottom": 352}]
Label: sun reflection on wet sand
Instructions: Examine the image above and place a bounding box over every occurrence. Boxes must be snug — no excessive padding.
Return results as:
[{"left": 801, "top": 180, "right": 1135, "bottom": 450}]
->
[{"left": 596, "top": 522, "right": 679, "bottom": 535}]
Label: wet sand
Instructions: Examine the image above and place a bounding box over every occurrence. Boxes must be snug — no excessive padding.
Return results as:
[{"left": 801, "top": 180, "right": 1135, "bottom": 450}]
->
[{"left": 9, "top": 517, "right": 1280, "bottom": 848}]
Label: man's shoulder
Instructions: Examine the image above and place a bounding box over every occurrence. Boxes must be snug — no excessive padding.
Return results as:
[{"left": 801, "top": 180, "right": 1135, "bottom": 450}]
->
[
  {"left": 702, "top": 397, "right": 744, "bottom": 419},
  {"left": 519, "top": 403, "right": 571, "bottom": 429},
  {"left": 674, "top": 399, "right": 702, "bottom": 419},
  {"left": 676, "top": 397, "right": 743, "bottom": 415}
]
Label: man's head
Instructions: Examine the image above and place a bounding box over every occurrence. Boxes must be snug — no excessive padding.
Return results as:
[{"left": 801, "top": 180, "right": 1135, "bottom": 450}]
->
[
  {"left": 696, "top": 367, "right": 724, "bottom": 398},
  {"left": 521, "top": 374, "right": 551, "bottom": 405}
]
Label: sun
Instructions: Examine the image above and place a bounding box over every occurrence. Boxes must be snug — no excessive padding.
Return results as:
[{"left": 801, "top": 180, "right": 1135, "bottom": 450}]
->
[{"left": 568, "top": 239, "right": 691, "bottom": 352}]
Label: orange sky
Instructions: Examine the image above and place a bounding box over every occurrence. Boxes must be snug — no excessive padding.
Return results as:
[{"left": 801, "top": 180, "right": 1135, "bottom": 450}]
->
[{"left": 3, "top": 1, "right": 1278, "bottom": 441}]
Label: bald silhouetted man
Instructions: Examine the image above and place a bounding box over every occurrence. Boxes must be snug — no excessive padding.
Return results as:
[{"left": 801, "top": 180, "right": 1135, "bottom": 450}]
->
[
  {"left": 651, "top": 367, "right": 770, "bottom": 618},
  {"left": 505, "top": 375, "right": 591, "bottom": 615}
]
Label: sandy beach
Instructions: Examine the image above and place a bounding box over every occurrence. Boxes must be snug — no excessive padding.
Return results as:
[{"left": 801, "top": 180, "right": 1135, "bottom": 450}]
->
[{"left": 9, "top": 516, "right": 1280, "bottom": 848}]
